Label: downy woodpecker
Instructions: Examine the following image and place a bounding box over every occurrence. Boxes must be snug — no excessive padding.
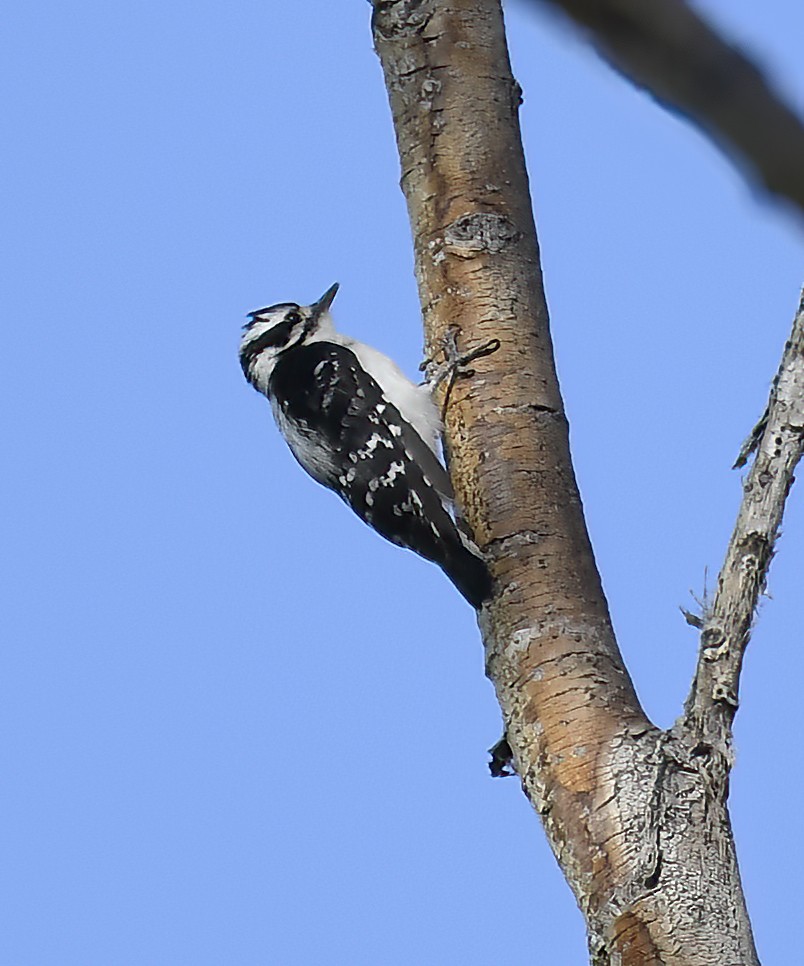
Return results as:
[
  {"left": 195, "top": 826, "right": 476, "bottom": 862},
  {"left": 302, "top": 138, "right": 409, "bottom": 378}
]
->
[{"left": 239, "top": 283, "right": 492, "bottom": 607}]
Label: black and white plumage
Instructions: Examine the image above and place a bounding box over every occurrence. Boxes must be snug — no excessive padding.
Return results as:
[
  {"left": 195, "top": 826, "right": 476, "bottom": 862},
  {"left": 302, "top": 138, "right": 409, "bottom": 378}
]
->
[{"left": 239, "top": 283, "right": 492, "bottom": 608}]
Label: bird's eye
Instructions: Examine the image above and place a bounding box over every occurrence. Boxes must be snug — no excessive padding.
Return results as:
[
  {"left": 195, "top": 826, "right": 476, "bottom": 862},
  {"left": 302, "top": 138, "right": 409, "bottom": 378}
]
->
[{"left": 287, "top": 311, "right": 302, "bottom": 326}]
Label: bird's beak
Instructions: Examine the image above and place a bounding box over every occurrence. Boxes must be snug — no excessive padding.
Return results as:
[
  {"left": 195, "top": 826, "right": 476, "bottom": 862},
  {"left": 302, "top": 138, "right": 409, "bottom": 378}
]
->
[{"left": 310, "top": 282, "right": 339, "bottom": 318}]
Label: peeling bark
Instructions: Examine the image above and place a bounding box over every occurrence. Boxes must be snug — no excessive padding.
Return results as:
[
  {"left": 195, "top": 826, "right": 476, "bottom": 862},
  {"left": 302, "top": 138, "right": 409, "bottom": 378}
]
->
[{"left": 370, "top": 1, "right": 778, "bottom": 962}]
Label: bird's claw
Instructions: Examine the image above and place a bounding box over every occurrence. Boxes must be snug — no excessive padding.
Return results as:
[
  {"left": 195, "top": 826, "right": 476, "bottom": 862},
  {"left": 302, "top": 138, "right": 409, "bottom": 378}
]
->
[
  {"left": 421, "top": 327, "right": 500, "bottom": 418},
  {"left": 422, "top": 326, "right": 500, "bottom": 388}
]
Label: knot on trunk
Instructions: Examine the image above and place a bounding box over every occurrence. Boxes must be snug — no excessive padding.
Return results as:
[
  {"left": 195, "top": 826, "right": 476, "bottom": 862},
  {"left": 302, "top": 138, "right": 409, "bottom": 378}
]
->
[
  {"left": 444, "top": 212, "right": 520, "bottom": 256},
  {"left": 371, "top": 0, "right": 433, "bottom": 40}
]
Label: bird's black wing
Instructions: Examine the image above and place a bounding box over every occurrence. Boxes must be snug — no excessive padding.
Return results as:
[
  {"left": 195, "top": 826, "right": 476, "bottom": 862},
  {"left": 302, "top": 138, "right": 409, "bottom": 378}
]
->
[{"left": 269, "top": 342, "right": 490, "bottom": 606}]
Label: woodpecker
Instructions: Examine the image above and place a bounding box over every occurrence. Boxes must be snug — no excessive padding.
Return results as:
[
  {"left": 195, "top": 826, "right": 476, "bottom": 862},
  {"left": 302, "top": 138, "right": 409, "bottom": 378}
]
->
[{"left": 239, "top": 283, "right": 492, "bottom": 607}]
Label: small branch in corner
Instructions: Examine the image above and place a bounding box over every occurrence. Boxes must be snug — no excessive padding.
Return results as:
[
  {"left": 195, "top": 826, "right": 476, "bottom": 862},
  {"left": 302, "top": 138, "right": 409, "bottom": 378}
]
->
[{"left": 683, "top": 290, "right": 804, "bottom": 751}]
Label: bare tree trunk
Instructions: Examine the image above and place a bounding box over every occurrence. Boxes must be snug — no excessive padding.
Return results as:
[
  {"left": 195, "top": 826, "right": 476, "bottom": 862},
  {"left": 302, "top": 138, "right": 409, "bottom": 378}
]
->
[{"left": 371, "top": 1, "right": 771, "bottom": 961}]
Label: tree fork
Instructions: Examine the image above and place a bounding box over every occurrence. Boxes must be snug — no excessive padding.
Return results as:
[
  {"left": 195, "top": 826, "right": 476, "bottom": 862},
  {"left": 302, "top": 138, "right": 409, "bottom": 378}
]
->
[{"left": 371, "top": 1, "right": 759, "bottom": 962}]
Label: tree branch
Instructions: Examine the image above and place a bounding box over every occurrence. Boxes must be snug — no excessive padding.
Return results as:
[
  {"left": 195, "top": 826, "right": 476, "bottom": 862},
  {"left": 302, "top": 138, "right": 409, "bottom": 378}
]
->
[
  {"left": 684, "top": 291, "right": 804, "bottom": 754},
  {"left": 529, "top": 0, "right": 804, "bottom": 219}
]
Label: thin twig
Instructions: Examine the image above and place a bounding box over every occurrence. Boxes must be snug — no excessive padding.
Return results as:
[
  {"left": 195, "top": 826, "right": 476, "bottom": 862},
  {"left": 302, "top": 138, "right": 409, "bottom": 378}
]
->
[
  {"left": 531, "top": 0, "right": 804, "bottom": 219},
  {"left": 684, "top": 290, "right": 804, "bottom": 751}
]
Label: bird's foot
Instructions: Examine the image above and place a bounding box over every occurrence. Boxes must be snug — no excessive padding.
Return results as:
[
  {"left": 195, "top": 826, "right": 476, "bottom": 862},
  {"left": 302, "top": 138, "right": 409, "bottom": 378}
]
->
[{"left": 420, "top": 327, "right": 500, "bottom": 416}]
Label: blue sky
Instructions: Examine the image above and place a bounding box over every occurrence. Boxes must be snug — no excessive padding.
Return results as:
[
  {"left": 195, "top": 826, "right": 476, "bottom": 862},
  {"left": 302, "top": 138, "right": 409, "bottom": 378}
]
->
[{"left": 3, "top": 1, "right": 803, "bottom": 963}]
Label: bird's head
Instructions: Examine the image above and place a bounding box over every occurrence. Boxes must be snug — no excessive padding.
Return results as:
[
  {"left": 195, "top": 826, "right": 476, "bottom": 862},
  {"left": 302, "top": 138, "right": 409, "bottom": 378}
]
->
[{"left": 239, "top": 283, "right": 339, "bottom": 392}]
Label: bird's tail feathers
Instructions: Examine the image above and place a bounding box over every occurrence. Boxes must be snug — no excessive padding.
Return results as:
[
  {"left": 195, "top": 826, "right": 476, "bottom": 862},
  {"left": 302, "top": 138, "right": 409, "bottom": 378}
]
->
[{"left": 442, "top": 538, "right": 493, "bottom": 609}]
